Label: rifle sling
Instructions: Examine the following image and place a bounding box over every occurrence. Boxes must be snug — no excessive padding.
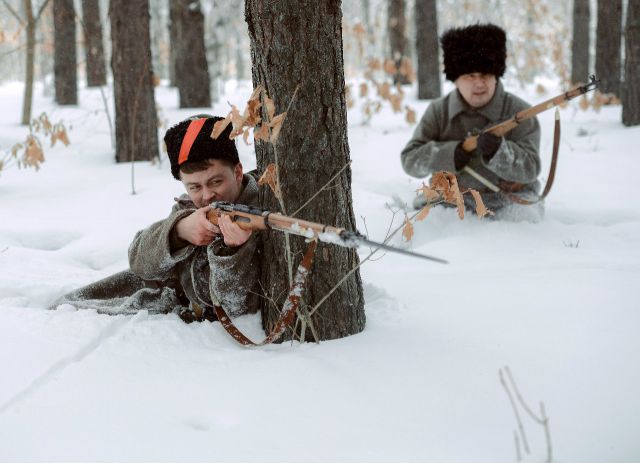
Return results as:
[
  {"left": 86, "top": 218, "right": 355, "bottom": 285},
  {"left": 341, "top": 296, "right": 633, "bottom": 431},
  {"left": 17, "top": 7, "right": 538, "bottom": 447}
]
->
[{"left": 213, "top": 240, "right": 317, "bottom": 346}]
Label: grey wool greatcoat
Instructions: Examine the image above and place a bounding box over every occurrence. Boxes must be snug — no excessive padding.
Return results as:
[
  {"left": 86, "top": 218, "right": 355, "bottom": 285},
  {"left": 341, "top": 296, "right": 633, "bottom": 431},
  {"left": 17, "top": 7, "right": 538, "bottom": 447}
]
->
[
  {"left": 51, "top": 174, "right": 261, "bottom": 320},
  {"left": 401, "top": 81, "right": 542, "bottom": 213}
]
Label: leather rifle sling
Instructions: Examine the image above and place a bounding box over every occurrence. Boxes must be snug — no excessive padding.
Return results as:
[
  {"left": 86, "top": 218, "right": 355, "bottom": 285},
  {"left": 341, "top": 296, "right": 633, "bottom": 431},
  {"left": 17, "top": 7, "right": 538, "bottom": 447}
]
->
[{"left": 213, "top": 240, "right": 317, "bottom": 346}]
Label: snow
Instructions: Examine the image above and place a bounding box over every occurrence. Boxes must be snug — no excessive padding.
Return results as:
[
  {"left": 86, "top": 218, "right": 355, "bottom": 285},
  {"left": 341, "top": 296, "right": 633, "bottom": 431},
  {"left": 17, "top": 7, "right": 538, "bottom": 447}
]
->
[{"left": 1, "top": 77, "right": 639, "bottom": 463}]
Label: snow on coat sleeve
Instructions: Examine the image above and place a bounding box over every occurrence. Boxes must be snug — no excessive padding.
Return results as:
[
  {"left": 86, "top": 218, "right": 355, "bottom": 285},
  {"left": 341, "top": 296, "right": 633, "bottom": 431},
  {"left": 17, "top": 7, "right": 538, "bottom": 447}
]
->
[
  {"left": 401, "top": 103, "right": 459, "bottom": 178},
  {"left": 128, "top": 205, "right": 196, "bottom": 281},
  {"left": 482, "top": 115, "right": 541, "bottom": 184},
  {"left": 207, "top": 233, "right": 260, "bottom": 317}
]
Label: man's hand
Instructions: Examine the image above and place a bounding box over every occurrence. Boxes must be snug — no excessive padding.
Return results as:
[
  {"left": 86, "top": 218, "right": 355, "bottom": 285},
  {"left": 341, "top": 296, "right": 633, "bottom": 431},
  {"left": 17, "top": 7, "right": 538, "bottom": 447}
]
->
[
  {"left": 175, "top": 206, "right": 220, "bottom": 246},
  {"left": 218, "top": 214, "right": 252, "bottom": 247},
  {"left": 476, "top": 132, "right": 502, "bottom": 161}
]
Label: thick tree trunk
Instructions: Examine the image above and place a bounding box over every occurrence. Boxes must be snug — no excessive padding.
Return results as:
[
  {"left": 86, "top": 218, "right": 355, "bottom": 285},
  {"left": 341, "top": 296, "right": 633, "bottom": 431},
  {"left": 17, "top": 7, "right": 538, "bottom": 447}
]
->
[
  {"left": 53, "top": 0, "right": 77, "bottom": 105},
  {"left": 81, "top": 0, "right": 106, "bottom": 87},
  {"left": 109, "top": 0, "right": 158, "bottom": 162},
  {"left": 623, "top": 0, "right": 640, "bottom": 126},
  {"left": 174, "top": 0, "right": 211, "bottom": 107},
  {"left": 595, "top": 0, "right": 622, "bottom": 96},
  {"left": 415, "top": 0, "right": 440, "bottom": 99},
  {"left": 388, "top": 0, "right": 410, "bottom": 85},
  {"left": 245, "top": 0, "right": 365, "bottom": 342},
  {"left": 21, "top": 0, "right": 36, "bottom": 125},
  {"left": 571, "top": 0, "right": 590, "bottom": 85}
]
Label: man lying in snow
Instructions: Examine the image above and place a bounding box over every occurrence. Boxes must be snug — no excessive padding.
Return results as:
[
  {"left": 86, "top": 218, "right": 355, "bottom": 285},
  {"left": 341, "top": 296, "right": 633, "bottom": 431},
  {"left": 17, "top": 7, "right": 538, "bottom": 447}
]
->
[
  {"left": 401, "top": 23, "right": 543, "bottom": 221},
  {"left": 51, "top": 115, "right": 261, "bottom": 322}
]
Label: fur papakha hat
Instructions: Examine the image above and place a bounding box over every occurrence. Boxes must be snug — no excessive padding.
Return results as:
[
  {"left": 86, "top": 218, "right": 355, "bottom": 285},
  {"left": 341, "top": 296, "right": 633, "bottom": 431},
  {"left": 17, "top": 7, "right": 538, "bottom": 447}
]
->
[
  {"left": 440, "top": 23, "right": 507, "bottom": 82},
  {"left": 165, "top": 115, "right": 239, "bottom": 180}
]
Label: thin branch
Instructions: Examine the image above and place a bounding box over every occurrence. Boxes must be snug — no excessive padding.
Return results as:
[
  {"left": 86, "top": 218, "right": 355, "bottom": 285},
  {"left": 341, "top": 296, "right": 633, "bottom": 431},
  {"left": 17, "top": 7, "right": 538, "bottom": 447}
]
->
[
  {"left": 292, "top": 160, "right": 351, "bottom": 216},
  {"left": 34, "top": 0, "right": 53, "bottom": 22},
  {"left": 1, "top": 0, "right": 25, "bottom": 25},
  {"left": 505, "top": 366, "right": 545, "bottom": 424},
  {"left": 540, "top": 402, "right": 553, "bottom": 463},
  {"left": 514, "top": 430, "right": 522, "bottom": 462},
  {"left": 499, "top": 368, "right": 530, "bottom": 455}
]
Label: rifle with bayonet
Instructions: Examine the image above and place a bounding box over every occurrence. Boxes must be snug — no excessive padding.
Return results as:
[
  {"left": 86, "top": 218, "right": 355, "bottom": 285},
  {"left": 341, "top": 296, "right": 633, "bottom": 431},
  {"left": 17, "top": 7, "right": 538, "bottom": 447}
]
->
[
  {"left": 207, "top": 201, "right": 448, "bottom": 264},
  {"left": 460, "top": 75, "right": 600, "bottom": 205}
]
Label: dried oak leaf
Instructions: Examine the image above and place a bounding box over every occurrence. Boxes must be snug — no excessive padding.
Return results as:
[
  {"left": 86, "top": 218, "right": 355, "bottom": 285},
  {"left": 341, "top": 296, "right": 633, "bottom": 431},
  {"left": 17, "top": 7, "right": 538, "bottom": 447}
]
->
[
  {"left": 368, "top": 58, "right": 381, "bottom": 71},
  {"left": 210, "top": 113, "right": 232, "bottom": 139},
  {"left": 416, "top": 183, "right": 440, "bottom": 202},
  {"left": 359, "top": 82, "right": 368, "bottom": 98},
  {"left": 416, "top": 205, "right": 431, "bottom": 221},
  {"left": 269, "top": 112, "right": 287, "bottom": 143},
  {"left": 257, "top": 163, "right": 282, "bottom": 200},
  {"left": 51, "top": 124, "right": 70, "bottom": 147},
  {"left": 467, "top": 188, "right": 494, "bottom": 218},
  {"left": 405, "top": 106, "right": 416, "bottom": 124},
  {"left": 378, "top": 82, "right": 391, "bottom": 99},
  {"left": 430, "top": 171, "right": 464, "bottom": 219},
  {"left": 402, "top": 214, "right": 414, "bottom": 241},
  {"left": 388, "top": 93, "right": 403, "bottom": 113},
  {"left": 383, "top": 58, "right": 396, "bottom": 75},
  {"left": 23, "top": 135, "right": 44, "bottom": 170},
  {"left": 263, "top": 94, "right": 276, "bottom": 121},
  {"left": 242, "top": 128, "right": 251, "bottom": 145},
  {"left": 253, "top": 123, "right": 270, "bottom": 142},
  {"left": 229, "top": 105, "right": 245, "bottom": 139}
]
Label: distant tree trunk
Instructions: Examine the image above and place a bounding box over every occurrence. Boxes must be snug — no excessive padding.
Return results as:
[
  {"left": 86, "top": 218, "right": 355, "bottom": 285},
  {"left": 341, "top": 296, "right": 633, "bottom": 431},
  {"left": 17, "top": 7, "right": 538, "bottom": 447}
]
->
[
  {"left": 415, "top": 0, "right": 440, "bottom": 99},
  {"left": 571, "top": 0, "right": 590, "bottom": 84},
  {"left": 168, "top": 0, "right": 178, "bottom": 86},
  {"left": 388, "top": 0, "right": 410, "bottom": 85},
  {"left": 53, "top": 0, "right": 77, "bottom": 105},
  {"left": 596, "top": 0, "right": 622, "bottom": 95},
  {"left": 245, "top": 0, "right": 366, "bottom": 342},
  {"left": 174, "top": 0, "right": 211, "bottom": 107},
  {"left": 81, "top": 0, "right": 106, "bottom": 87},
  {"left": 109, "top": 0, "right": 158, "bottom": 162},
  {"left": 21, "top": 0, "right": 36, "bottom": 125},
  {"left": 623, "top": 0, "right": 640, "bottom": 126}
]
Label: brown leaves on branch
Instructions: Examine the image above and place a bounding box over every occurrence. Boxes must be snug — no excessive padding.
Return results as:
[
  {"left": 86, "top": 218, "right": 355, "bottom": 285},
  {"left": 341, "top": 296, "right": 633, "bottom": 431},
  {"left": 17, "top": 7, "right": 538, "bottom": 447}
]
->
[
  {"left": 402, "top": 171, "right": 493, "bottom": 242},
  {"left": 257, "top": 163, "right": 282, "bottom": 200},
  {"left": 210, "top": 85, "right": 288, "bottom": 145}
]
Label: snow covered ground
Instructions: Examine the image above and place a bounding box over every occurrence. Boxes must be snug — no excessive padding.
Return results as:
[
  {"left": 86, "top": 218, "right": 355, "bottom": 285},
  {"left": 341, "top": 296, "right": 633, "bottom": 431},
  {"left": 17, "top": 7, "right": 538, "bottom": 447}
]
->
[{"left": 1, "top": 78, "right": 639, "bottom": 463}]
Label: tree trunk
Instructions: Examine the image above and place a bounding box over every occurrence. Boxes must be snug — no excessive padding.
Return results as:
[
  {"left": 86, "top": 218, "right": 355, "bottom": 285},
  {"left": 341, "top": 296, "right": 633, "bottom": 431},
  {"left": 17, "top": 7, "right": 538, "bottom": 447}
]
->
[
  {"left": 109, "top": 0, "right": 158, "bottom": 162},
  {"left": 168, "top": 0, "right": 179, "bottom": 86},
  {"left": 388, "top": 0, "right": 410, "bottom": 85},
  {"left": 595, "top": 0, "right": 622, "bottom": 96},
  {"left": 81, "top": 0, "right": 106, "bottom": 87},
  {"left": 174, "top": 0, "right": 211, "bottom": 107},
  {"left": 21, "top": 0, "right": 36, "bottom": 125},
  {"left": 415, "top": 0, "right": 440, "bottom": 99},
  {"left": 623, "top": 0, "right": 640, "bottom": 126},
  {"left": 245, "top": 0, "right": 366, "bottom": 342},
  {"left": 53, "top": 0, "right": 77, "bottom": 105},
  {"left": 571, "top": 0, "right": 590, "bottom": 85}
]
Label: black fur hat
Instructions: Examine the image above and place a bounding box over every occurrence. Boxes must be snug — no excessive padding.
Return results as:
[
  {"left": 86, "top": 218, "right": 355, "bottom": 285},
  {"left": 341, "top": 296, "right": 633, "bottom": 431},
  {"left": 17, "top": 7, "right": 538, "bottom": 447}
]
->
[
  {"left": 165, "top": 115, "right": 239, "bottom": 180},
  {"left": 441, "top": 24, "right": 507, "bottom": 81}
]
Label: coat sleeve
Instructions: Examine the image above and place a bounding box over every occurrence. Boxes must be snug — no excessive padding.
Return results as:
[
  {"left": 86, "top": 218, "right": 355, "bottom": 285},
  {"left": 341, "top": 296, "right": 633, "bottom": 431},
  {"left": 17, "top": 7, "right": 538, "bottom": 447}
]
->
[
  {"left": 128, "top": 205, "right": 196, "bottom": 281},
  {"left": 482, "top": 114, "right": 541, "bottom": 184},
  {"left": 207, "top": 233, "right": 261, "bottom": 317},
  {"left": 401, "top": 103, "right": 459, "bottom": 178}
]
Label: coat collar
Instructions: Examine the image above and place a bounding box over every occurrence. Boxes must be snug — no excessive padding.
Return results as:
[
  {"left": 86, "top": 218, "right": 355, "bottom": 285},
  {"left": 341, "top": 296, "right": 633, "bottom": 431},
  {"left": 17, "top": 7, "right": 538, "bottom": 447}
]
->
[{"left": 448, "top": 80, "right": 505, "bottom": 121}]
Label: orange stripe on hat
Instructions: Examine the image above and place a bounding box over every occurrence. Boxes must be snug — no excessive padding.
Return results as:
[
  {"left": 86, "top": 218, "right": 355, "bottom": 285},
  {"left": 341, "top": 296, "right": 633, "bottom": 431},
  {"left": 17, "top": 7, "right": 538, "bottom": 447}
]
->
[{"left": 178, "top": 117, "right": 208, "bottom": 165}]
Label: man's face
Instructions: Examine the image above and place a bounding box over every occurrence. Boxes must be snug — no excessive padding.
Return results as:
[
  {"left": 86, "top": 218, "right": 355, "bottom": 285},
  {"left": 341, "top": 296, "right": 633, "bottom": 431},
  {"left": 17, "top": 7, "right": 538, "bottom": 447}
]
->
[
  {"left": 180, "top": 160, "right": 243, "bottom": 208},
  {"left": 454, "top": 73, "right": 497, "bottom": 108}
]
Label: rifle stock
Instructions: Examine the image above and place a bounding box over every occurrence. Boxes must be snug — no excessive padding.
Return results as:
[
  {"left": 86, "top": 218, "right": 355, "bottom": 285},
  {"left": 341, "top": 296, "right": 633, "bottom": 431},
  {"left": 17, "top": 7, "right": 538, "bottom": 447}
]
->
[{"left": 461, "top": 75, "right": 600, "bottom": 152}]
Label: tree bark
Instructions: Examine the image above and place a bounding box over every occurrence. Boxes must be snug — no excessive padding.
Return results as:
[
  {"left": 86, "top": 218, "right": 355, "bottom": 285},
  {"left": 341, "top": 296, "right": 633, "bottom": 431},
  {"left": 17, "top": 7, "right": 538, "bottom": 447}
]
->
[
  {"left": 174, "top": 0, "right": 211, "bottom": 107},
  {"left": 571, "top": 0, "right": 590, "bottom": 85},
  {"left": 245, "top": 0, "right": 365, "bottom": 342},
  {"left": 595, "top": 0, "right": 622, "bottom": 96},
  {"left": 53, "top": 0, "right": 77, "bottom": 105},
  {"left": 415, "top": 0, "right": 440, "bottom": 99},
  {"left": 109, "top": 0, "right": 158, "bottom": 162},
  {"left": 168, "top": 0, "right": 178, "bottom": 86},
  {"left": 81, "top": 0, "right": 106, "bottom": 87},
  {"left": 21, "top": 0, "right": 36, "bottom": 125},
  {"left": 623, "top": 0, "right": 640, "bottom": 126},
  {"left": 388, "top": 0, "right": 410, "bottom": 85}
]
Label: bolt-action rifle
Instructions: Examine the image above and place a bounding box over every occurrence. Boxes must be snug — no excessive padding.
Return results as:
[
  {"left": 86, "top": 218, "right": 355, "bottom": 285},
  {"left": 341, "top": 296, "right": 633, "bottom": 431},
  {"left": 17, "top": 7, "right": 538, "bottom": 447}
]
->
[{"left": 207, "top": 201, "right": 448, "bottom": 264}]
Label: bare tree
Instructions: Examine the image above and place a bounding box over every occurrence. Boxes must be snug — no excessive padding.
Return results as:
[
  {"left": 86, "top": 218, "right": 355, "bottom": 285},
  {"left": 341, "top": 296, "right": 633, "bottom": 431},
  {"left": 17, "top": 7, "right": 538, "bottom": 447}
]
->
[
  {"left": 81, "top": 0, "right": 106, "bottom": 87},
  {"left": 596, "top": 0, "right": 622, "bottom": 95},
  {"left": 173, "top": 0, "right": 210, "bottom": 107},
  {"left": 388, "top": 0, "right": 409, "bottom": 85},
  {"left": 623, "top": 0, "right": 640, "bottom": 126},
  {"left": 415, "top": 0, "right": 440, "bottom": 99},
  {"left": 109, "top": 0, "right": 158, "bottom": 162},
  {"left": 53, "top": 0, "right": 77, "bottom": 104},
  {"left": 245, "top": 0, "right": 366, "bottom": 341},
  {"left": 571, "top": 0, "right": 590, "bottom": 84},
  {"left": 1, "top": 0, "right": 53, "bottom": 124}
]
